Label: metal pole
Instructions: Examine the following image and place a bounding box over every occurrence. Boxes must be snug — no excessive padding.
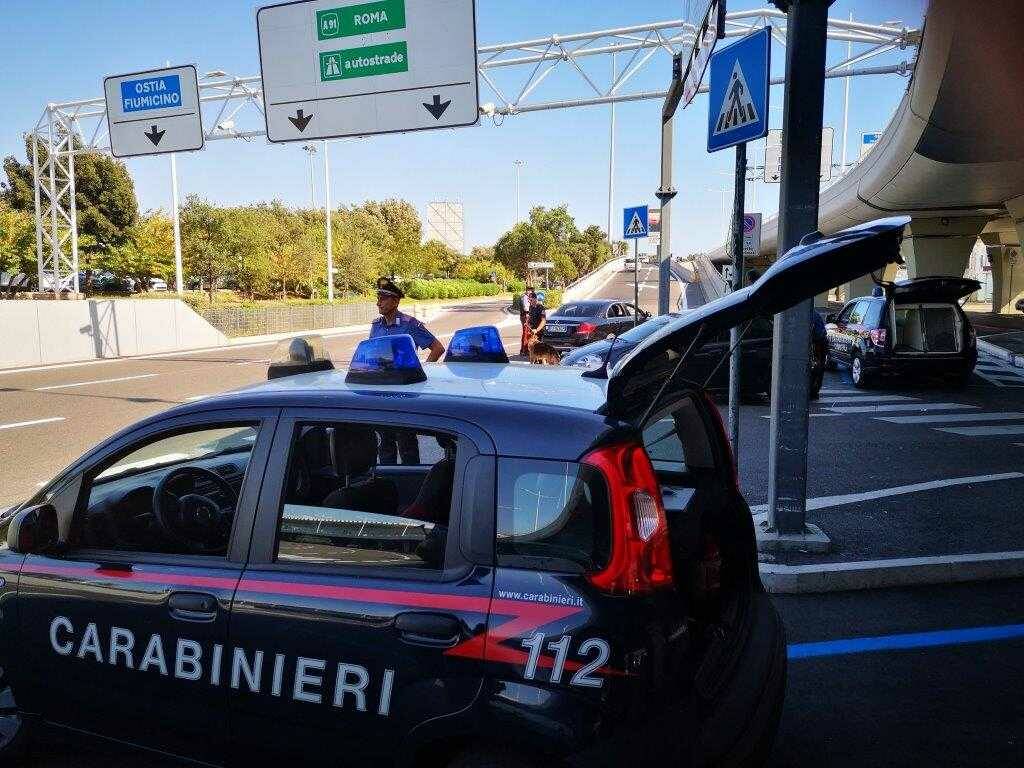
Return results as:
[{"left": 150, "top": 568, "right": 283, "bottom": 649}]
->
[
  {"left": 30, "top": 135, "right": 45, "bottom": 294},
  {"left": 607, "top": 51, "right": 616, "bottom": 244},
  {"left": 727, "top": 143, "right": 747, "bottom": 462},
  {"left": 323, "top": 140, "right": 334, "bottom": 302},
  {"left": 67, "top": 135, "right": 80, "bottom": 294},
  {"left": 657, "top": 113, "right": 674, "bottom": 315},
  {"left": 170, "top": 152, "right": 183, "bottom": 293},
  {"left": 308, "top": 149, "right": 316, "bottom": 207},
  {"left": 633, "top": 239, "right": 639, "bottom": 325},
  {"left": 46, "top": 107, "right": 60, "bottom": 297},
  {"left": 514, "top": 160, "right": 524, "bottom": 223},
  {"left": 840, "top": 12, "right": 852, "bottom": 171},
  {"left": 767, "top": 0, "right": 831, "bottom": 540}
]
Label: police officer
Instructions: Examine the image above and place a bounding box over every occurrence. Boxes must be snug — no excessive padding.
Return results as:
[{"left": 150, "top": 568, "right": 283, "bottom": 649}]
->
[{"left": 369, "top": 277, "right": 445, "bottom": 464}]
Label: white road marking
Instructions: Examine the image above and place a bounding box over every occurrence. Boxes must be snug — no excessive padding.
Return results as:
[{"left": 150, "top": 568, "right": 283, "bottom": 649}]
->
[
  {"left": 748, "top": 471, "right": 1024, "bottom": 515},
  {"left": 937, "top": 424, "right": 1024, "bottom": 436},
  {"left": 0, "top": 417, "right": 66, "bottom": 431},
  {"left": 877, "top": 412, "right": 1024, "bottom": 424},
  {"left": 760, "top": 413, "right": 841, "bottom": 419},
  {"left": 35, "top": 373, "right": 160, "bottom": 391},
  {"left": 817, "top": 388, "right": 854, "bottom": 395},
  {"left": 825, "top": 402, "right": 977, "bottom": 414},
  {"left": 820, "top": 394, "right": 917, "bottom": 404}
]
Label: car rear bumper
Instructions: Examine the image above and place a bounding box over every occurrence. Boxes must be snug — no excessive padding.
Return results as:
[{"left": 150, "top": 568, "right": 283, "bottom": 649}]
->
[{"left": 863, "top": 350, "right": 976, "bottom": 377}]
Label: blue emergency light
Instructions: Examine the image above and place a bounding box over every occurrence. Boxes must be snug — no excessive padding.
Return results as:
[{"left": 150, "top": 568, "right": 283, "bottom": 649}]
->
[
  {"left": 444, "top": 325, "right": 509, "bottom": 364},
  {"left": 345, "top": 334, "right": 427, "bottom": 385}
]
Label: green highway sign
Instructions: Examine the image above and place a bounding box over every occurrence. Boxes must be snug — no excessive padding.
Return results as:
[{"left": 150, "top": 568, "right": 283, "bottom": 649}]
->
[
  {"left": 320, "top": 42, "right": 409, "bottom": 81},
  {"left": 317, "top": 0, "right": 406, "bottom": 40},
  {"left": 257, "top": 0, "right": 479, "bottom": 142}
]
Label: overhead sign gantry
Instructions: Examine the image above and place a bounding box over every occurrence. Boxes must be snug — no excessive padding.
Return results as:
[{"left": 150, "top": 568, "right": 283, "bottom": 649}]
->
[{"left": 256, "top": 0, "right": 480, "bottom": 142}]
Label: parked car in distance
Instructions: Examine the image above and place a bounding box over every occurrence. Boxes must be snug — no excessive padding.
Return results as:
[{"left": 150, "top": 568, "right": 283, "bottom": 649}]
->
[
  {"left": 825, "top": 277, "right": 980, "bottom": 388},
  {"left": 541, "top": 299, "right": 651, "bottom": 352}
]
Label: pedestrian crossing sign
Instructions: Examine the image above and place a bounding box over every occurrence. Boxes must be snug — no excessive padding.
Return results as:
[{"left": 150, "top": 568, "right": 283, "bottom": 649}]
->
[
  {"left": 623, "top": 206, "right": 649, "bottom": 240},
  {"left": 707, "top": 26, "right": 771, "bottom": 152}
]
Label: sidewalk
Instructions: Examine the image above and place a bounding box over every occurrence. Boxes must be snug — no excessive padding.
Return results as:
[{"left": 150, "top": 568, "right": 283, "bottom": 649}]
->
[{"left": 966, "top": 306, "right": 1024, "bottom": 367}]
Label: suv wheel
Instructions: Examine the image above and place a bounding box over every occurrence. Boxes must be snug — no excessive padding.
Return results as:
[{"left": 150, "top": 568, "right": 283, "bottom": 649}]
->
[{"left": 851, "top": 355, "right": 869, "bottom": 388}]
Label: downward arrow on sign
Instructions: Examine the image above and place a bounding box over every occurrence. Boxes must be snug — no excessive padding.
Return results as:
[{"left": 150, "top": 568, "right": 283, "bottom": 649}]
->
[
  {"left": 422, "top": 95, "right": 451, "bottom": 120},
  {"left": 288, "top": 109, "right": 314, "bottom": 132},
  {"left": 144, "top": 125, "right": 166, "bottom": 146}
]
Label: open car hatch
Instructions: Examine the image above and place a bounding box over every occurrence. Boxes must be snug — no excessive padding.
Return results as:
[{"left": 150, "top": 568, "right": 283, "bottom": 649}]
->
[
  {"left": 603, "top": 216, "right": 910, "bottom": 423},
  {"left": 890, "top": 276, "right": 981, "bottom": 303}
]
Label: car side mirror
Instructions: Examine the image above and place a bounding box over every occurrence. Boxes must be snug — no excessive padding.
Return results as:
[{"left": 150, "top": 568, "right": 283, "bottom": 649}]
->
[
  {"left": 7, "top": 503, "right": 59, "bottom": 554},
  {"left": 825, "top": 313, "right": 837, "bottom": 323}
]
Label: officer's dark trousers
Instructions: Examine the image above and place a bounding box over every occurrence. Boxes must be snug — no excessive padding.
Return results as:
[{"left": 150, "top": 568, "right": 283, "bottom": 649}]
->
[{"left": 378, "top": 429, "right": 420, "bottom": 465}]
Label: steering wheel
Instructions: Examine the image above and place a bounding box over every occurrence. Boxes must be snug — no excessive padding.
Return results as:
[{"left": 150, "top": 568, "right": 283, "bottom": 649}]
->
[{"left": 153, "top": 466, "right": 237, "bottom": 554}]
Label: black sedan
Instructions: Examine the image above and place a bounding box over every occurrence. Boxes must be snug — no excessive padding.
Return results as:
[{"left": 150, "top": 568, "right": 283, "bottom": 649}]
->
[{"left": 541, "top": 299, "right": 650, "bottom": 352}]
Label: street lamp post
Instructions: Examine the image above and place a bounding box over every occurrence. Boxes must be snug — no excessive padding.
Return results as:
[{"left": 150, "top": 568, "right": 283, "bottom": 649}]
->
[
  {"left": 302, "top": 144, "right": 318, "bottom": 207},
  {"left": 513, "top": 160, "right": 525, "bottom": 224}
]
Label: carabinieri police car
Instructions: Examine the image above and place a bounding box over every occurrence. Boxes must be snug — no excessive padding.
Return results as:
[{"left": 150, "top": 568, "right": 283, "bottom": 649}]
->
[{"left": 0, "top": 219, "right": 908, "bottom": 768}]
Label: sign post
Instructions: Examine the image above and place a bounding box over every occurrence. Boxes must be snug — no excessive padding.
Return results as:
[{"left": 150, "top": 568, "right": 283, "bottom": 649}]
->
[
  {"left": 257, "top": 0, "right": 479, "bottom": 143},
  {"left": 103, "top": 65, "right": 204, "bottom": 158},
  {"left": 707, "top": 26, "right": 771, "bottom": 465},
  {"left": 765, "top": 0, "right": 833, "bottom": 552},
  {"left": 624, "top": 205, "right": 649, "bottom": 326}
]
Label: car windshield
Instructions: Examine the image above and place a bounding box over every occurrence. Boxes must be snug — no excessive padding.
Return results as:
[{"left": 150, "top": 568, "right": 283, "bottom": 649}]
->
[
  {"left": 617, "top": 313, "right": 676, "bottom": 343},
  {"left": 553, "top": 302, "right": 606, "bottom": 318},
  {"left": 95, "top": 426, "right": 257, "bottom": 482}
]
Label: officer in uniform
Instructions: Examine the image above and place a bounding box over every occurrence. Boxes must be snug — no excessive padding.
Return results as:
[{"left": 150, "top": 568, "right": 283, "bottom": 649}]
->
[{"left": 369, "top": 277, "right": 445, "bottom": 464}]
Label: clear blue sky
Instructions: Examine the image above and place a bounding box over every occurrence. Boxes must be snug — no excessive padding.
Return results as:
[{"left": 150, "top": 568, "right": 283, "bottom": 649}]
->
[{"left": 0, "top": 0, "right": 924, "bottom": 255}]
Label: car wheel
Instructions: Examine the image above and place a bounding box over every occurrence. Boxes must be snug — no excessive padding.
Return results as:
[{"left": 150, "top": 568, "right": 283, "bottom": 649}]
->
[{"left": 851, "top": 355, "right": 869, "bottom": 389}]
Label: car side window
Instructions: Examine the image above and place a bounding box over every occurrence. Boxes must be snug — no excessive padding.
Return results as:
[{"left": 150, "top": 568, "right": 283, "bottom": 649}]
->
[
  {"left": 847, "top": 300, "right": 868, "bottom": 325},
  {"left": 836, "top": 302, "right": 856, "bottom": 324},
  {"left": 73, "top": 423, "right": 259, "bottom": 558},
  {"left": 622, "top": 304, "right": 636, "bottom": 317},
  {"left": 863, "top": 300, "right": 884, "bottom": 328},
  {"left": 607, "top": 304, "right": 621, "bottom": 318},
  {"left": 275, "top": 422, "right": 458, "bottom": 570}
]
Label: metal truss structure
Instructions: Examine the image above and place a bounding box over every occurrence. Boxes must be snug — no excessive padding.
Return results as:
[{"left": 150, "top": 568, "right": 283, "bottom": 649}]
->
[{"left": 28, "top": 8, "right": 918, "bottom": 292}]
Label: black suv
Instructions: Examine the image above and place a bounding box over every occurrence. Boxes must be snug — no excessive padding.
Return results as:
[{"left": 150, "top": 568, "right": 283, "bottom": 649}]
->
[
  {"left": 0, "top": 218, "right": 908, "bottom": 768},
  {"left": 825, "top": 277, "right": 980, "bottom": 388}
]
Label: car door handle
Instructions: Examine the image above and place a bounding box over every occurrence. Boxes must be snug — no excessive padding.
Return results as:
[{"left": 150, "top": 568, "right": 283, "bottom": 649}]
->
[
  {"left": 394, "top": 611, "right": 463, "bottom": 648},
  {"left": 168, "top": 591, "right": 219, "bottom": 622}
]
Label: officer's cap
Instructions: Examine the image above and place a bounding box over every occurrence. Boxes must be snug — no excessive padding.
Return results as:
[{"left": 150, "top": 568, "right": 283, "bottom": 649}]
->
[{"left": 375, "top": 277, "right": 404, "bottom": 299}]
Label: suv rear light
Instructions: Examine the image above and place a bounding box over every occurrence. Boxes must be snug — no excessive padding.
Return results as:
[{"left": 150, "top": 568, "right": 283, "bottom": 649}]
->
[
  {"left": 868, "top": 328, "right": 887, "bottom": 347},
  {"left": 577, "top": 322, "right": 598, "bottom": 335},
  {"left": 967, "top": 323, "right": 977, "bottom": 348},
  {"left": 582, "top": 443, "right": 674, "bottom": 595}
]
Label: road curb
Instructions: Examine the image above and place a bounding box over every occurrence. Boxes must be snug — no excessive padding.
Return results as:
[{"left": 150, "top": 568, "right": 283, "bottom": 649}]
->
[
  {"left": 978, "top": 337, "right": 1024, "bottom": 368},
  {"left": 759, "top": 550, "right": 1024, "bottom": 594}
]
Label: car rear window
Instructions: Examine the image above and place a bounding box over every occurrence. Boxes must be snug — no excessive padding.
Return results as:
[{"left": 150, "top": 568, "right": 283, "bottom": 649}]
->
[
  {"left": 554, "top": 303, "right": 603, "bottom": 318},
  {"left": 893, "top": 303, "right": 962, "bottom": 353},
  {"left": 496, "top": 458, "right": 611, "bottom": 573}
]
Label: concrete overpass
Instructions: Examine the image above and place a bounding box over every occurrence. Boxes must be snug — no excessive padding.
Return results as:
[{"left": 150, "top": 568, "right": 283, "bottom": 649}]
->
[{"left": 710, "top": 0, "right": 1024, "bottom": 314}]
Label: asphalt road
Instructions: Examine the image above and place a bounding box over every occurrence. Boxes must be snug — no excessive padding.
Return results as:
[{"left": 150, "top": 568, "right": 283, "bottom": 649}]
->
[{"left": 0, "top": 262, "right": 677, "bottom": 510}]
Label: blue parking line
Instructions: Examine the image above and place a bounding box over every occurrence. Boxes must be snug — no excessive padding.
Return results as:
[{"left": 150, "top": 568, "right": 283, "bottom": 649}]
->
[{"left": 788, "top": 623, "right": 1024, "bottom": 660}]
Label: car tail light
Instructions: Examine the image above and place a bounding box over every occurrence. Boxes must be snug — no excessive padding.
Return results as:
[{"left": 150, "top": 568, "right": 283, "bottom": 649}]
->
[
  {"left": 577, "top": 322, "right": 598, "bottom": 335},
  {"left": 967, "top": 324, "right": 977, "bottom": 348},
  {"left": 583, "top": 442, "right": 674, "bottom": 595},
  {"left": 868, "top": 328, "right": 887, "bottom": 347}
]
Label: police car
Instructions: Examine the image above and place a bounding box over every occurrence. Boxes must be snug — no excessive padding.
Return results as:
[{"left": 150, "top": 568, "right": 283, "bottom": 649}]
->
[{"left": 0, "top": 218, "right": 908, "bottom": 767}]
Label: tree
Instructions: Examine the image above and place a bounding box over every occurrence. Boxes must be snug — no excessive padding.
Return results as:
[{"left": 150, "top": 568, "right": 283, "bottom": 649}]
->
[
  {"left": 111, "top": 211, "right": 174, "bottom": 290},
  {"left": 357, "top": 199, "right": 423, "bottom": 278},
  {"left": 0, "top": 202, "right": 35, "bottom": 295},
  {"left": 180, "top": 195, "right": 231, "bottom": 301},
  {"left": 494, "top": 222, "right": 555, "bottom": 278},
  {"left": 421, "top": 239, "right": 461, "bottom": 277},
  {"left": 529, "top": 205, "right": 579, "bottom": 247}
]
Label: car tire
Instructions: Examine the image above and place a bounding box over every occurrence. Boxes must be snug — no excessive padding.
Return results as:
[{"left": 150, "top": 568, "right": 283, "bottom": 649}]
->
[
  {"left": 447, "top": 749, "right": 538, "bottom": 768},
  {"left": 851, "top": 354, "right": 870, "bottom": 389}
]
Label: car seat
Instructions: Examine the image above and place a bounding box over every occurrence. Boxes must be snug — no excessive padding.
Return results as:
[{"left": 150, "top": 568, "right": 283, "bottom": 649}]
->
[
  {"left": 402, "top": 436, "right": 456, "bottom": 524},
  {"left": 321, "top": 426, "right": 399, "bottom": 516}
]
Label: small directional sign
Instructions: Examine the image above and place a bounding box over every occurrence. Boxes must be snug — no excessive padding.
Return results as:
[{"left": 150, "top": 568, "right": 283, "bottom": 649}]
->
[
  {"left": 623, "top": 206, "right": 649, "bottom": 240},
  {"left": 707, "top": 27, "right": 770, "bottom": 153},
  {"left": 257, "top": 0, "right": 480, "bottom": 143},
  {"left": 103, "top": 65, "right": 204, "bottom": 158}
]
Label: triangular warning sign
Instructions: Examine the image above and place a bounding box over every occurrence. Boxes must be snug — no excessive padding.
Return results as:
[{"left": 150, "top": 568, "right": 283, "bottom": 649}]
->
[
  {"left": 713, "top": 59, "right": 759, "bottom": 135},
  {"left": 626, "top": 212, "right": 646, "bottom": 236}
]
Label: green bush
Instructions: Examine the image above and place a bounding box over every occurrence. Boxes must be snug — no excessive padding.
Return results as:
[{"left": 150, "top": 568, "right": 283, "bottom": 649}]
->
[{"left": 402, "top": 278, "right": 502, "bottom": 300}]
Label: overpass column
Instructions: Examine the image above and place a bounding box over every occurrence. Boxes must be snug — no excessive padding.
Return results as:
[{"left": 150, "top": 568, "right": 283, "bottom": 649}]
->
[
  {"left": 997, "top": 195, "right": 1024, "bottom": 313},
  {"left": 900, "top": 217, "right": 987, "bottom": 279}
]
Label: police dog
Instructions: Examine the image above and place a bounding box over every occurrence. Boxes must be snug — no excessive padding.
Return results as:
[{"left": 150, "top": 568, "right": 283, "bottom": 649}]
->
[{"left": 526, "top": 332, "right": 560, "bottom": 365}]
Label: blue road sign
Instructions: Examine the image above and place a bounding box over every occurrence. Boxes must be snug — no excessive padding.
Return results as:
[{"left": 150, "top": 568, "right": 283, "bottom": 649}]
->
[
  {"left": 707, "top": 26, "right": 771, "bottom": 152},
  {"left": 120, "top": 74, "right": 183, "bottom": 113},
  {"left": 623, "top": 206, "right": 649, "bottom": 240}
]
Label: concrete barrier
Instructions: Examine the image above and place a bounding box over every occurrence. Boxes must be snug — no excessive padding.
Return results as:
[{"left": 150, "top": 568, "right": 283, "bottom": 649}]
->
[
  {"left": 562, "top": 257, "right": 626, "bottom": 303},
  {"left": 0, "top": 299, "right": 228, "bottom": 370}
]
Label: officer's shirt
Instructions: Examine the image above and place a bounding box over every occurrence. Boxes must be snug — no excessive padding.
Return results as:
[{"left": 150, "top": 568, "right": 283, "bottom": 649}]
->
[{"left": 369, "top": 310, "right": 438, "bottom": 350}]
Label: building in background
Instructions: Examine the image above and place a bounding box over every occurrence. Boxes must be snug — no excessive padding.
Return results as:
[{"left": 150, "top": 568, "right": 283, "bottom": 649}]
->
[{"left": 426, "top": 201, "right": 466, "bottom": 255}]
